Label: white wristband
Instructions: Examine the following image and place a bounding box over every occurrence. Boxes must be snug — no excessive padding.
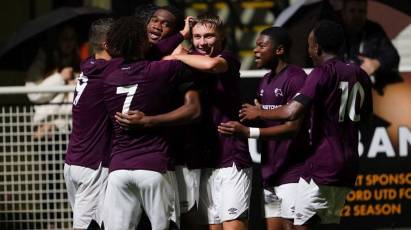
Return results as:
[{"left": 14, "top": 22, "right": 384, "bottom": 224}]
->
[{"left": 249, "top": 127, "right": 260, "bottom": 138}]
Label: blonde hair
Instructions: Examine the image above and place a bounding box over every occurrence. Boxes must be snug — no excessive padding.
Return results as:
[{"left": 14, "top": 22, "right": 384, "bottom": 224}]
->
[{"left": 192, "top": 13, "right": 226, "bottom": 47}]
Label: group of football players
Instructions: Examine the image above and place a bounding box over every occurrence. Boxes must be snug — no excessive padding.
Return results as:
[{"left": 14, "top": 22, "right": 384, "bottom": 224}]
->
[{"left": 63, "top": 4, "right": 372, "bottom": 230}]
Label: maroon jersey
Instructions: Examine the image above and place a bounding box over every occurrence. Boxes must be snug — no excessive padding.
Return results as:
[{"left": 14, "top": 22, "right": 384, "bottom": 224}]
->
[
  {"left": 258, "top": 65, "right": 309, "bottom": 187},
  {"left": 293, "top": 58, "right": 373, "bottom": 187},
  {"left": 65, "top": 57, "right": 122, "bottom": 169},
  {"left": 196, "top": 51, "right": 252, "bottom": 169},
  {"left": 103, "top": 59, "right": 191, "bottom": 173},
  {"left": 148, "top": 32, "right": 184, "bottom": 60},
  {"left": 169, "top": 82, "right": 211, "bottom": 169}
]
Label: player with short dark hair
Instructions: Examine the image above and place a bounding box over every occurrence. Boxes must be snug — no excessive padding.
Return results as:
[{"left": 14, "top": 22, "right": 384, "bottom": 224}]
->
[
  {"left": 134, "top": 3, "right": 159, "bottom": 25},
  {"left": 139, "top": 5, "right": 191, "bottom": 60},
  {"left": 240, "top": 20, "right": 373, "bottom": 229},
  {"left": 64, "top": 17, "right": 120, "bottom": 230},
  {"left": 312, "top": 19, "right": 345, "bottom": 54},
  {"left": 218, "top": 26, "right": 309, "bottom": 230},
  {"left": 101, "top": 16, "right": 194, "bottom": 230}
]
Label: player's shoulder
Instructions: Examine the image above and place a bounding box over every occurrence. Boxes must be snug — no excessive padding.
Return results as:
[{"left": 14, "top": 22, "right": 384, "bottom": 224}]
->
[
  {"left": 149, "top": 59, "right": 183, "bottom": 69},
  {"left": 80, "top": 56, "right": 107, "bottom": 76},
  {"left": 262, "top": 71, "right": 273, "bottom": 79},
  {"left": 218, "top": 50, "right": 240, "bottom": 66},
  {"left": 286, "top": 64, "right": 307, "bottom": 79},
  {"left": 308, "top": 63, "right": 327, "bottom": 79},
  {"left": 336, "top": 60, "right": 366, "bottom": 76}
]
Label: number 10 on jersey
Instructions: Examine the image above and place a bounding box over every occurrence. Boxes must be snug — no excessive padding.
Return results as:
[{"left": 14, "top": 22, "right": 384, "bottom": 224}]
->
[{"left": 339, "top": 81, "right": 365, "bottom": 122}]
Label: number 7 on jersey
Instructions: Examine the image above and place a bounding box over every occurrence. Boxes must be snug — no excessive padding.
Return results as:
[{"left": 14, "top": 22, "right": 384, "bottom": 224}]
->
[{"left": 116, "top": 84, "right": 138, "bottom": 113}]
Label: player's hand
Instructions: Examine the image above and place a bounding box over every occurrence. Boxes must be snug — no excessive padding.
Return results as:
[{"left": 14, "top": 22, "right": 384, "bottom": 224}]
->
[
  {"left": 239, "top": 99, "right": 262, "bottom": 122},
  {"left": 218, "top": 121, "right": 249, "bottom": 137},
  {"left": 253, "top": 99, "right": 262, "bottom": 109},
  {"left": 358, "top": 55, "right": 380, "bottom": 76},
  {"left": 180, "top": 16, "right": 194, "bottom": 39},
  {"left": 115, "top": 110, "right": 146, "bottom": 128}
]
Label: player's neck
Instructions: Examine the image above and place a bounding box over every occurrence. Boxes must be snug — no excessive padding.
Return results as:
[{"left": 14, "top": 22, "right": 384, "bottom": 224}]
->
[
  {"left": 274, "top": 61, "right": 288, "bottom": 74},
  {"left": 95, "top": 51, "right": 111, "bottom": 61},
  {"left": 320, "top": 53, "right": 337, "bottom": 65}
]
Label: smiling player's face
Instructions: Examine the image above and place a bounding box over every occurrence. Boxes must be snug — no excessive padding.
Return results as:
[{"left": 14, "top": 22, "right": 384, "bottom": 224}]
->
[
  {"left": 253, "top": 34, "right": 277, "bottom": 69},
  {"left": 192, "top": 23, "right": 223, "bottom": 56},
  {"left": 147, "top": 9, "right": 176, "bottom": 44}
]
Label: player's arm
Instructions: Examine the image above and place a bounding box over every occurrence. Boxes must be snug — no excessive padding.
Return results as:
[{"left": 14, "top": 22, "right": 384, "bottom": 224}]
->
[
  {"left": 165, "top": 54, "right": 228, "bottom": 74},
  {"left": 115, "top": 90, "right": 201, "bottom": 128},
  {"left": 239, "top": 99, "right": 306, "bottom": 122},
  {"left": 218, "top": 116, "right": 303, "bottom": 139}
]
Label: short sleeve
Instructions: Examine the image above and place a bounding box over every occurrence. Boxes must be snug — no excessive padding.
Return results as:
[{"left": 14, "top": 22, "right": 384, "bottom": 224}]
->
[
  {"left": 285, "top": 71, "right": 307, "bottom": 102},
  {"left": 218, "top": 51, "right": 241, "bottom": 74},
  {"left": 177, "top": 81, "right": 198, "bottom": 96},
  {"left": 293, "top": 67, "right": 326, "bottom": 106}
]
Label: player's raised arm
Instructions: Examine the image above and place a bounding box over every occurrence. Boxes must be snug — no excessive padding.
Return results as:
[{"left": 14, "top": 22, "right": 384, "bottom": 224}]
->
[{"left": 170, "top": 54, "right": 228, "bottom": 73}]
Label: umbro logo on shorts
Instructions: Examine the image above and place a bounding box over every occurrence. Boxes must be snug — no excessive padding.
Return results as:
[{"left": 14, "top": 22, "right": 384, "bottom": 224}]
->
[
  {"left": 228, "top": 208, "right": 238, "bottom": 215},
  {"left": 265, "top": 193, "right": 279, "bottom": 203},
  {"left": 295, "top": 212, "right": 303, "bottom": 219}
]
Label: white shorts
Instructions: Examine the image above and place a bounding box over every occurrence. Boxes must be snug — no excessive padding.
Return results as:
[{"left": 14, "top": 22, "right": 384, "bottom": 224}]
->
[
  {"left": 64, "top": 163, "right": 108, "bottom": 229},
  {"left": 199, "top": 163, "right": 252, "bottom": 224},
  {"left": 102, "top": 170, "right": 178, "bottom": 230},
  {"left": 175, "top": 166, "right": 201, "bottom": 213},
  {"left": 264, "top": 183, "right": 299, "bottom": 219},
  {"left": 294, "top": 178, "right": 351, "bottom": 225}
]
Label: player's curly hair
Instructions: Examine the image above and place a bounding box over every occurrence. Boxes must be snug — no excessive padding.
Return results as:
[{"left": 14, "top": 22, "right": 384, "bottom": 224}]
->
[
  {"left": 260, "top": 27, "right": 291, "bottom": 58},
  {"left": 106, "top": 16, "right": 148, "bottom": 61},
  {"left": 158, "top": 5, "right": 185, "bottom": 32},
  {"left": 312, "top": 20, "right": 345, "bottom": 54},
  {"left": 134, "top": 3, "right": 159, "bottom": 25}
]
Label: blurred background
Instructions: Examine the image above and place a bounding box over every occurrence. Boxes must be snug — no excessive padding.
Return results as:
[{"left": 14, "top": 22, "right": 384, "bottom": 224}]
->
[{"left": 0, "top": 1, "right": 410, "bottom": 229}]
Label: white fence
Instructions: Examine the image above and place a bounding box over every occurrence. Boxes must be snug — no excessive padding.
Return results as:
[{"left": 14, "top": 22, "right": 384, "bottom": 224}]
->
[
  {"left": 0, "top": 101, "right": 73, "bottom": 230},
  {"left": 2, "top": 68, "right": 408, "bottom": 230},
  {"left": 0, "top": 71, "right": 266, "bottom": 230}
]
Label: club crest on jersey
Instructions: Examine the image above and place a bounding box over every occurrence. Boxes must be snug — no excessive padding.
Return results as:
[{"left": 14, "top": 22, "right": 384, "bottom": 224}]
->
[{"left": 274, "top": 88, "right": 283, "bottom": 97}]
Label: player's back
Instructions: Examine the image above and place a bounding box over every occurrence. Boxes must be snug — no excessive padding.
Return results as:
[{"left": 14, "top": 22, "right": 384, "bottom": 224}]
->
[
  {"left": 103, "top": 59, "right": 187, "bottom": 173},
  {"left": 303, "top": 58, "right": 372, "bottom": 187},
  {"left": 66, "top": 57, "right": 122, "bottom": 169}
]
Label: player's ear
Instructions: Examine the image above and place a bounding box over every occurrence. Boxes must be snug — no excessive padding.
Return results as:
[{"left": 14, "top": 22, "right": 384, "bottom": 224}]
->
[
  {"left": 102, "top": 42, "right": 108, "bottom": 50},
  {"left": 275, "top": 45, "right": 285, "bottom": 56}
]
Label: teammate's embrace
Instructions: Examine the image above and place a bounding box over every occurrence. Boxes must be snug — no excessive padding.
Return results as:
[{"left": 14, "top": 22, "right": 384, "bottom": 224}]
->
[
  {"left": 64, "top": 18, "right": 120, "bottom": 230},
  {"left": 101, "top": 16, "right": 194, "bottom": 230}
]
